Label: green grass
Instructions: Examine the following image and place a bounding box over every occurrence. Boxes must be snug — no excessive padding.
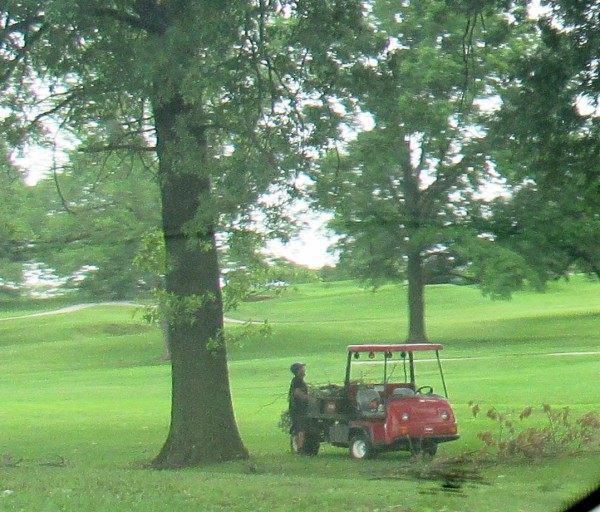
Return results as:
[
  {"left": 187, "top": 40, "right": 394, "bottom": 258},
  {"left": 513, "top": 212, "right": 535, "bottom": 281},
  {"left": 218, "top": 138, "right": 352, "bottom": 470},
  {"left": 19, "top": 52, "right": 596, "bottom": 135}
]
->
[
  {"left": 0, "top": 296, "right": 77, "bottom": 318},
  {"left": 0, "top": 277, "right": 598, "bottom": 511}
]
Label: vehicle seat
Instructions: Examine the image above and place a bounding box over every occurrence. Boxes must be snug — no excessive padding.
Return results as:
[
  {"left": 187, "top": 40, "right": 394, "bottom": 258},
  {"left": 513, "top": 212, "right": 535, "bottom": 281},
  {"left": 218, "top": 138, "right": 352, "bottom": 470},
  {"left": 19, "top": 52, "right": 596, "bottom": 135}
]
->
[
  {"left": 356, "top": 388, "right": 382, "bottom": 414},
  {"left": 391, "top": 387, "right": 415, "bottom": 398}
]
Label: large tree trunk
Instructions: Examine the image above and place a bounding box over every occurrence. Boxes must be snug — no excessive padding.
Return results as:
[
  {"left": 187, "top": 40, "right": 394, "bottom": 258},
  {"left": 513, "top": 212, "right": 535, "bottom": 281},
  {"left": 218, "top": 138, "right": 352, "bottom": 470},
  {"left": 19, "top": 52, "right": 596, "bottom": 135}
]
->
[
  {"left": 403, "top": 139, "right": 428, "bottom": 344},
  {"left": 151, "top": 93, "right": 248, "bottom": 467},
  {"left": 406, "top": 247, "right": 428, "bottom": 343}
]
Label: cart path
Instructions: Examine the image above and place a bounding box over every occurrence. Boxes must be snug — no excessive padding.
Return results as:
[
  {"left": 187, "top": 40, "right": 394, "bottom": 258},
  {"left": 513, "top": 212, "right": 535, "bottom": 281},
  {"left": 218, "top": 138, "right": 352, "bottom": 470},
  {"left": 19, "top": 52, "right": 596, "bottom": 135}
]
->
[
  {"left": 1, "top": 303, "right": 599, "bottom": 357},
  {"left": 0, "top": 302, "right": 248, "bottom": 324},
  {"left": 0, "top": 302, "right": 136, "bottom": 321}
]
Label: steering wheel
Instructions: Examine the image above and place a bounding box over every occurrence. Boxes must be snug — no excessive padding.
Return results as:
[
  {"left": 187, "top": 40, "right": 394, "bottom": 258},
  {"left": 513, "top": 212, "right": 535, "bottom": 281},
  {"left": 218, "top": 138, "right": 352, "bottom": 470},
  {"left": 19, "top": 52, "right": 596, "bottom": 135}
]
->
[{"left": 415, "top": 385, "right": 433, "bottom": 395}]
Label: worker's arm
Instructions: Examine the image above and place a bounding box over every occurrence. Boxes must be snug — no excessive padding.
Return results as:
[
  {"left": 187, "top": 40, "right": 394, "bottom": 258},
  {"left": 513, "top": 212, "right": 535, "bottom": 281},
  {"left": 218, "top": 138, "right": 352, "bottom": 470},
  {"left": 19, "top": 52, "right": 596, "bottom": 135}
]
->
[{"left": 294, "top": 387, "right": 310, "bottom": 401}]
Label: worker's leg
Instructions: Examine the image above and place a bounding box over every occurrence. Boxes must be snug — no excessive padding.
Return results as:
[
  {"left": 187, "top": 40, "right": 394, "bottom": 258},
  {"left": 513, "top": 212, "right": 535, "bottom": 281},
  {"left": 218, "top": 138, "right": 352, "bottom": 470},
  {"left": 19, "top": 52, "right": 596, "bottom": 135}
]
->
[{"left": 296, "top": 430, "right": 305, "bottom": 454}]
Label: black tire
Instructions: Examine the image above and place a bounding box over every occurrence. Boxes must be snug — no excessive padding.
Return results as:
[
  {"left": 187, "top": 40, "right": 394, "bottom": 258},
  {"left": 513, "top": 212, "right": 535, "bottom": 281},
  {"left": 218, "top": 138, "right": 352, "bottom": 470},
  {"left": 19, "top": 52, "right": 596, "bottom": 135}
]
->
[
  {"left": 304, "top": 433, "right": 320, "bottom": 456},
  {"left": 349, "top": 432, "right": 374, "bottom": 460},
  {"left": 424, "top": 441, "right": 438, "bottom": 456},
  {"left": 290, "top": 433, "right": 320, "bottom": 456}
]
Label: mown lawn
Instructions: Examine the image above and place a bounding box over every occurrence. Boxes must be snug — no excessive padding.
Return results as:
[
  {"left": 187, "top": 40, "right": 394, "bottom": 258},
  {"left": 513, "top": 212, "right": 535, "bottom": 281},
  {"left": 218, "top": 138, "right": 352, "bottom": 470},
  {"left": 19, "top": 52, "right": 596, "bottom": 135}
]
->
[{"left": 0, "top": 277, "right": 598, "bottom": 511}]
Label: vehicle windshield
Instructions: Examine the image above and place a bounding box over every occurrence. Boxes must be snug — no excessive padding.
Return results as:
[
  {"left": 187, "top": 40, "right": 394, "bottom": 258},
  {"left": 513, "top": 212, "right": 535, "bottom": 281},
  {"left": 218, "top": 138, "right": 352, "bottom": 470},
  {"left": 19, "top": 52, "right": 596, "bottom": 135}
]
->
[{"left": 348, "top": 349, "right": 446, "bottom": 394}]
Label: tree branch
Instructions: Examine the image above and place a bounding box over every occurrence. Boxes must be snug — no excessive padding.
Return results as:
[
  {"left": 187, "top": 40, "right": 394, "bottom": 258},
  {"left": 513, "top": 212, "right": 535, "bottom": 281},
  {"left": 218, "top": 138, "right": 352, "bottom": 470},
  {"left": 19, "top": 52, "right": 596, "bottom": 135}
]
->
[
  {"left": 52, "top": 165, "right": 75, "bottom": 215},
  {"left": 90, "top": 1, "right": 168, "bottom": 35},
  {"left": 79, "top": 143, "right": 157, "bottom": 154},
  {"left": 0, "top": 18, "right": 48, "bottom": 87}
]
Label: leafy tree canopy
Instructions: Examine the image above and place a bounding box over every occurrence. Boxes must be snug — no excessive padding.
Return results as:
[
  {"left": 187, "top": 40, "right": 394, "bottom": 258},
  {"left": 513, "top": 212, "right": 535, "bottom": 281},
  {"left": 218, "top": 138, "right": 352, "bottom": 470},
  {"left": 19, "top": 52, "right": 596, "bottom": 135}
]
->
[
  {"left": 485, "top": 0, "right": 600, "bottom": 281},
  {"left": 310, "top": 0, "right": 532, "bottom": 340},
  {"left": 1, "top": 0, "right": 377, "bottom": 466}
]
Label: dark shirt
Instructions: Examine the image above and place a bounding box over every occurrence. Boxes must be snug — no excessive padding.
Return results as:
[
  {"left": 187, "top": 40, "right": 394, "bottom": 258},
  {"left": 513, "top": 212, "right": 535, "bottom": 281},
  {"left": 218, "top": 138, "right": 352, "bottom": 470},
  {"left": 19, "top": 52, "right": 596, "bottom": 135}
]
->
[{"left": 289, "top": 375, "right": 308, "bottom": 417}]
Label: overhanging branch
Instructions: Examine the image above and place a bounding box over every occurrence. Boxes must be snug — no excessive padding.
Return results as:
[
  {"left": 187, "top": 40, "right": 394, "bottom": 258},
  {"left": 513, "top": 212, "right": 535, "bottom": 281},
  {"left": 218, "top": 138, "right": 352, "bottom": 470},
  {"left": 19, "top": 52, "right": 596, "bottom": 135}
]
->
[
  {"left": 79, "top": 143, "right": 157, "bottom": 154},
  {"left": 90, "top": 1, "right": 168, "bottom": 35}
]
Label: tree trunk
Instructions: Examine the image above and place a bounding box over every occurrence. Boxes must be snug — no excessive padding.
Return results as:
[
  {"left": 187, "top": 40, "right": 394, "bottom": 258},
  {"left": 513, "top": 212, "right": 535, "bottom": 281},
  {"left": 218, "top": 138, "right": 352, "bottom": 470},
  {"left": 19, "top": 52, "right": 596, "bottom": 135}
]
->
[
  {"left": 151, "top": 93, "right": 248, "bottom": 467},
  {"left": 406, "top": 247, "right": 428, "bottom": 343},
  {"left": 403, "top": 138, "right": 428, "bottom": 343},
  {"left": 161, "top": 317, "right": 171, "bottom": 361}
]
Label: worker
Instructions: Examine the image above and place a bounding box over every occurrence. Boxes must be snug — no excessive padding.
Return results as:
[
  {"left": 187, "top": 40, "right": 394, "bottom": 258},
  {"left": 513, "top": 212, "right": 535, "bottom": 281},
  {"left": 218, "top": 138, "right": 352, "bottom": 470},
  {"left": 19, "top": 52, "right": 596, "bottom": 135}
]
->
[{"left": 288, "top": 362, "right": 310, "bottom": 454}]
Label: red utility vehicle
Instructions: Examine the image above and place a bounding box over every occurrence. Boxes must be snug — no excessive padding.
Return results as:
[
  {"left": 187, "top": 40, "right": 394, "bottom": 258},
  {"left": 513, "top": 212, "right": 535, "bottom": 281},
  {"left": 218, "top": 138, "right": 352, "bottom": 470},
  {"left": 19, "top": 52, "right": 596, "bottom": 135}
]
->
[{"left": 294, "top": 343, "right": 459, "bottom": 459}]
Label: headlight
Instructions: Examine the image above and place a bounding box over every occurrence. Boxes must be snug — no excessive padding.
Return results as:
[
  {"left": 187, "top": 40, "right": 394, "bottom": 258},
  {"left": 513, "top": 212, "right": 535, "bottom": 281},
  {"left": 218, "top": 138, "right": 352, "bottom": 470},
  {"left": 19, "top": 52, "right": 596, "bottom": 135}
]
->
[
  {"left": 402, "top": 412, "right": 410, "bottom": 421},
  {"left": 440, "top": 410, "right": 449, "bottom": 420}
]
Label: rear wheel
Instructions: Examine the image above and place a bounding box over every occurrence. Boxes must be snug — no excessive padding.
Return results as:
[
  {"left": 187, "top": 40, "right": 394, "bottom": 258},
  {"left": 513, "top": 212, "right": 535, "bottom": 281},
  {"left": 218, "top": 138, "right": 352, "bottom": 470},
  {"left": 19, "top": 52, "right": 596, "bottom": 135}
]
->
[
  {"left": 304, "top": 433, "right": 320, "bottom": 456},
  {"left": 290, "top": 433, "right": 320, "bottom": 456},
  {"left": 349, "top": 432, "right": 374, "bottom": 460}
]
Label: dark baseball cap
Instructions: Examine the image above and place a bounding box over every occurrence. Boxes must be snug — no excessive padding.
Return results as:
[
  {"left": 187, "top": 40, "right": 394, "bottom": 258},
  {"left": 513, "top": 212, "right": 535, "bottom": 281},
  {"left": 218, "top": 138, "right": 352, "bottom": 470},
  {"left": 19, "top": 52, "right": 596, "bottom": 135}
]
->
[{"left": 290, "top": 362, "right": 306, "bottom": 375}]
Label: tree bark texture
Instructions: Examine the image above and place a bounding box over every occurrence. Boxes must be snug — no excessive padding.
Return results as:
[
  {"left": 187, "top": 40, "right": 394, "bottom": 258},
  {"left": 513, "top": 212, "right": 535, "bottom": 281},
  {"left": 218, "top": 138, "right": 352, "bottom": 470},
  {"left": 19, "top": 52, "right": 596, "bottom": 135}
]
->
[
  {"left": 151, "top": 93, "right": 248, "bottom": 467},
  {"left": 406, "top": 247, "right": 428, "bottom": 343},
  {"left": 403, "top": 139, "right": 428, "bottom": 343}
]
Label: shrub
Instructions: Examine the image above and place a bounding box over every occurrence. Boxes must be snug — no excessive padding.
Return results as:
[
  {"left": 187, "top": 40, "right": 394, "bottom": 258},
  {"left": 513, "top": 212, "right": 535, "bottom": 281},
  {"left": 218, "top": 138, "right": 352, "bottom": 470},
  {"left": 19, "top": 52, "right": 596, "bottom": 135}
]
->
[{"left": 469, "top": 402, "right": 600, "bottom": 460}]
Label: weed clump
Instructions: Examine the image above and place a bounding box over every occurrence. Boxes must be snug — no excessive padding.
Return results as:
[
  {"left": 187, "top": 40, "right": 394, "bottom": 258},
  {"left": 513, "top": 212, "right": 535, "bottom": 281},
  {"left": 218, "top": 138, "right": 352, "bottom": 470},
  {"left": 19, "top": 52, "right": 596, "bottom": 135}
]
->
[{"left": 469, "top": 402, "right": 600, "bottom": 460}]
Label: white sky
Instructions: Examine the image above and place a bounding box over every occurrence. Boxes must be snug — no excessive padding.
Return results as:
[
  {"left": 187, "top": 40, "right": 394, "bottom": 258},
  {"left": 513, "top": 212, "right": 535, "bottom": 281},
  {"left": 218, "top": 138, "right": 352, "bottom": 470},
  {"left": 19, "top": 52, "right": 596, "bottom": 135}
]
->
[{"left": 267, "top": 213, "right": 338, "bottom": 269}]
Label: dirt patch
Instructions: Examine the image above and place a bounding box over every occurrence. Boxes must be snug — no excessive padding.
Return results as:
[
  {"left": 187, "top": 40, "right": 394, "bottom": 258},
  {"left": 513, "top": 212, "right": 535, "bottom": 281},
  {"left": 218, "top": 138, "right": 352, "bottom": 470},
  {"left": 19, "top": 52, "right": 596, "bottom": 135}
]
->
[{"left": 370, "top": 459, "right": 491, "bottom": 497}]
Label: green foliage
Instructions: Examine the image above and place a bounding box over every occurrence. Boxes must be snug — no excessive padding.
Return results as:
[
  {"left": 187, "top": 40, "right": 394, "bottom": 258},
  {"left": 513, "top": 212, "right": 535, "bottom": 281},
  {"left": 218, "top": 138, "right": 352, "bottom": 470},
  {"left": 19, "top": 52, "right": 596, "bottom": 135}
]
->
[
  {"left": 318, "top": 264, "right": 354, "bottom": 283},
  {"left": 311, "top": 0, "right": 529, "bottom": 341},
  {"left": 485, "top": 0, "right": 600, "bottom": 283},
  {"left": 133, "top": 221, "right": 317, "bottom": 312},
  {"left": 0, "top": 163, "right": 37, "bottom": 293},
  {"left": 278, "top": 410, "right": 292, "bottom": 434},
  {"left": 215, "top": 258, "right": 317, "bottom": 312},
  {"left": 0, "top": 149, "right": 162, "bottom": 299},
  {"left": 456, "top": 236, "right": 533, "bottom": 299},
  {"left": 141, "top": 289, "right": 216, "bottom": 328},
  {"left": 1, "top": 0, "right": 374, "bottom": 301},
  {"left": 133, "top": 230, "right": 165, "bottom": 278},
  {"left": 207, "top": 319, "right": 272, "bottom": 354}
]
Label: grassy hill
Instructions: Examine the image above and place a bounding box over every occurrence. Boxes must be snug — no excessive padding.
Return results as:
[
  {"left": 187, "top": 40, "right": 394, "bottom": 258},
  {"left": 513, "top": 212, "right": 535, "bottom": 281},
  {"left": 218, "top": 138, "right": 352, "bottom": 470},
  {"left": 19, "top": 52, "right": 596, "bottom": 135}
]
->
[
  {"left": 0, "top": 277, "right": 598, "bottom": 511},
  {"left": 220, "top": 276, "right": 600, "bottom": 376}
]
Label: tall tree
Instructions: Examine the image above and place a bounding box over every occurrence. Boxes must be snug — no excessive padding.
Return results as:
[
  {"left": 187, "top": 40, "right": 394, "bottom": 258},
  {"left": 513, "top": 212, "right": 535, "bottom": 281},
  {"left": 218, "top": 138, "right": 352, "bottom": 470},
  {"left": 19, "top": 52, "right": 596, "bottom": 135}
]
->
[
  {"left": 313, "top": 0, "right": 516, "bottom": 342},
  {"left": 485, "top": 0, "right": 600, "bottom": 282},
  {"left": 0, "top": 1, "right": 372, "bottom": 466},
  {"left": 18, "top": 148, "right": 162, "bottom": 299},
  {"left": 0, "top": 154, "right": 33, "bottom": 295}
]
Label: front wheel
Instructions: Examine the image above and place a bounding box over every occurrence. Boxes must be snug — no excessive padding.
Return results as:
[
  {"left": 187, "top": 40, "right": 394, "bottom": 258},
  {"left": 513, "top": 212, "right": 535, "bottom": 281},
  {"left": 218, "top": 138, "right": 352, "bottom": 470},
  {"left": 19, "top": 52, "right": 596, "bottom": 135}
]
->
[{"left": 349, "top": 432, "right": 375, "bottom": 460}]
